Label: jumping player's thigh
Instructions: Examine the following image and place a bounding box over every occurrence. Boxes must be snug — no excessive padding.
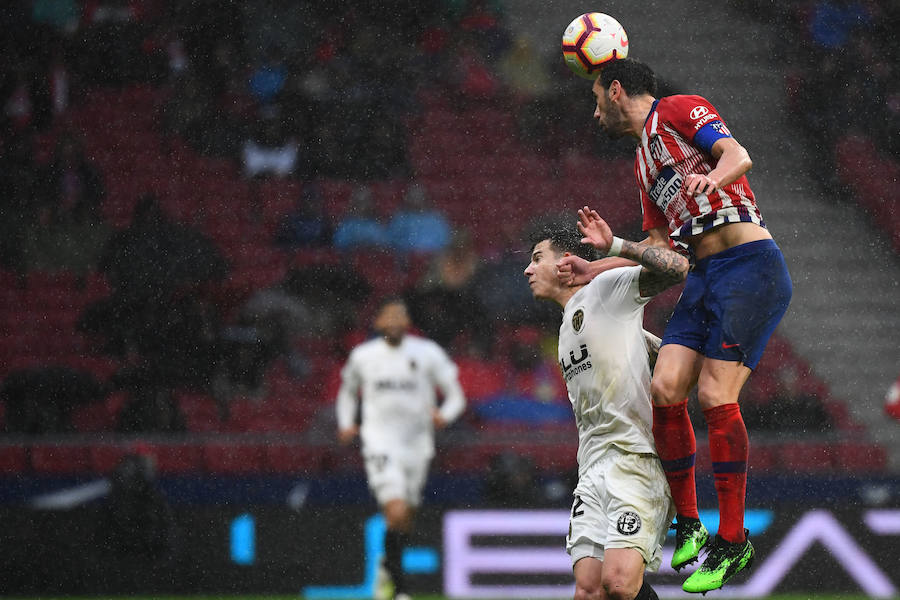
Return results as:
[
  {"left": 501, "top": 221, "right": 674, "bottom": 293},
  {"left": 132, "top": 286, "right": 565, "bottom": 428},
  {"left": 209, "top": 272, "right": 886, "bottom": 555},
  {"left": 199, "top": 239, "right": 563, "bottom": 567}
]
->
[
  {"left": 696, "top": 357, "right": 752, "bottom": 410},
  {"left": 650, "top": 344, "right": 704, "bottom": 406}
]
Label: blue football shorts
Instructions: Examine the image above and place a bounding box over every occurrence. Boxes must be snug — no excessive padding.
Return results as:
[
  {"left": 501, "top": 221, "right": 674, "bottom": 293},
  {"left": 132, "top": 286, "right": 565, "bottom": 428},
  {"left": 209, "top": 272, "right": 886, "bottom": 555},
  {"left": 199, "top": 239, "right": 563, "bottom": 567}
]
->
[{"left": 661, "top": 238, "right": 792, "bottom": 369}]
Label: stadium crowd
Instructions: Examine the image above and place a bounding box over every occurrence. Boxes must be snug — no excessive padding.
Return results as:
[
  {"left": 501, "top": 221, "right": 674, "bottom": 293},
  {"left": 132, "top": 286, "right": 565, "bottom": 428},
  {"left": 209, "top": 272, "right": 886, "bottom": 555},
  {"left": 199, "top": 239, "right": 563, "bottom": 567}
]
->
[{"left": 1, "top": 0, "right": 879, "bottom": 444}]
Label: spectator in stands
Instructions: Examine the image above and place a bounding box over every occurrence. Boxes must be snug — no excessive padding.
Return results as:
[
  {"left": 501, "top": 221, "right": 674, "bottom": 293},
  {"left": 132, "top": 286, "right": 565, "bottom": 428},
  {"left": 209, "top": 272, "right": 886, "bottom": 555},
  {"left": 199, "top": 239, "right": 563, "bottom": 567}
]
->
[
  {"left": 116, "top": 379, "right": 186, "bottom": 434},
  {"left": 472, "top": 326, "right": 570, "bottom": 426},
  {"left": 211, "top": 282, "right": 311, "bottom": 413},
  {"left": 103, "top": 450, "right": 176, "bottom": 560},
  {"left": 98, "top": 194, "right": 227, "bottom": 301},
  {"left": 742, "top": 363, "right": 832, "bottom": 432},
  {"left": 386, "top": 183, "right": 451, "bottom": 254},
  {"left": 241, "top": 113, "right": 300, "bottom": 179},
  {"left": 35, "top": 132, "right": 104, "bottom": 224},
  {"left": 1, "top": 366, "right": 106, "bottom": 434},
  {"left": 248, "top": 45, "right": 288, "bottom": 108},
  {"left": 0, "top": 128, "right": 37, "bottom": 275},
  {"left": 497, "top": 35, "right": 552, "bottom": 105},
  {"left": 407, "top": 229, "right": 491, "bottom": 353},
  {"left": 275, "top": 183, "right": 332, "bottom": 248},
  {"left": 483, "top": 452, "right": 541, "bottom": 507},
  {"left": 333, "top": 184, "right": 389, "bottom": 251}
]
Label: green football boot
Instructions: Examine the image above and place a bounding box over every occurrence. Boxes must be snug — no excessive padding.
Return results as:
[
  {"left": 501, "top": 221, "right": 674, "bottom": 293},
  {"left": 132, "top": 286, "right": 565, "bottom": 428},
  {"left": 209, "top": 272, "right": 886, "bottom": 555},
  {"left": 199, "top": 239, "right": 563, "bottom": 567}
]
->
[
  {"left": 671, "top": 516, "right": 709, "bottom": 571},
  {"left": 682, "top": 530, "right": 754, "bottom": 594}
]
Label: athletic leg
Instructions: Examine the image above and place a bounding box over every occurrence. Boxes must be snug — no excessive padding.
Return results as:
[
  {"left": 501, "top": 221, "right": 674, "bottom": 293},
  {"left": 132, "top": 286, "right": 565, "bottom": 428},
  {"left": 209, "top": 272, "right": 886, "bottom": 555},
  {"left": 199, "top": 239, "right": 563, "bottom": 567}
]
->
[
  {"left": 574, "top": 549, "right": 654, "bottom": 600},
  {"left": 649, "top": 345, "right": 707, "bottom": 568},
  {"left": 383, "top": 498, "right": 413, "bottom": 598},
  {"left": 696, "top": 358, "right": 752, "bottom": 544}
]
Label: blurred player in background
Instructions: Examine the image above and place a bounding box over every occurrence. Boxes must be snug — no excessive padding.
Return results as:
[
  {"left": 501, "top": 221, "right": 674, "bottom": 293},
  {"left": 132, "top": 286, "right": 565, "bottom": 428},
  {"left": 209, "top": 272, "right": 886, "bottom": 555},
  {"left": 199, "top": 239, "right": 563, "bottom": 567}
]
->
[
  {"left": 524, "top": 210, "right": 689, "bottom": 600},
  {"left": 559, "top": 57, "right": 792, "bottom": 593},
  {"left": 336, "top": 297, "right": 466, "bottom": 600}
]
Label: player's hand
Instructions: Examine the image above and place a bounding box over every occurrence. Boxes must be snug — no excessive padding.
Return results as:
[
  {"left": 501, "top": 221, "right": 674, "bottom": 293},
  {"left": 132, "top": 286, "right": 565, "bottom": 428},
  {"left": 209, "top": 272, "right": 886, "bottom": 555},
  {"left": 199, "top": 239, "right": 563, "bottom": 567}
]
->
[
  {"left": 338, "top": 426, "right": 359, "bottom": 445},
  {"left": 684, "top": 173, "right": 719, "bottom": 197},
  {"left": 432, "top": 409, "right": 447, "bottom": 430},
  {"left": 577, "top": 206, "right": 614, "bottom": 254},
  {"left": 557, "top": 254, "right": 592, "bottom": 286}
]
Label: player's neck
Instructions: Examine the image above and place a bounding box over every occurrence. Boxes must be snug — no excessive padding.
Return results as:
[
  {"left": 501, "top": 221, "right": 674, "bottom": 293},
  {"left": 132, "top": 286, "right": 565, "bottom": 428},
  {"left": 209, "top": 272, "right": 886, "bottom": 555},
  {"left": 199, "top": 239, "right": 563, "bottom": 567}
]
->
[
  {"left": 556, "top": 285, "right": 584, "bottom": 309},
  {"left": 626, "top": 95, "right": 657, "bottom": 138}
]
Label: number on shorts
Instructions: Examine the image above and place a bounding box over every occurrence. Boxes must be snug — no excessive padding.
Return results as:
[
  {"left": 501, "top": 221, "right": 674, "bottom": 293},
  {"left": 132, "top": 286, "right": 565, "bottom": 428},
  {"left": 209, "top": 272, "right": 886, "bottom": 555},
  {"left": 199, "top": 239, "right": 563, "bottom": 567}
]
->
[{"left": 571, "top": 495, "right": 585, "bottom": 518}]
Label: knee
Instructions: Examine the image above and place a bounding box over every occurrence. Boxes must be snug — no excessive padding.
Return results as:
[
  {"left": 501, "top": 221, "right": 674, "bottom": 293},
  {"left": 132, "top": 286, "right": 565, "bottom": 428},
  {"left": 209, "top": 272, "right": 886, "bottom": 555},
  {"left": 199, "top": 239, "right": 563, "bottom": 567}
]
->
[
  {"left": 574, "top": 582, "right": 606, "bottom": 600},
  {"left": 601, "top": 576, "right": 641, "bottom": 600},
  {"left": 650, "top": 374, "right": 683, "bottom": 406},
  {"left": 697, "top": 384, "right": 735, "bottom": 410}
]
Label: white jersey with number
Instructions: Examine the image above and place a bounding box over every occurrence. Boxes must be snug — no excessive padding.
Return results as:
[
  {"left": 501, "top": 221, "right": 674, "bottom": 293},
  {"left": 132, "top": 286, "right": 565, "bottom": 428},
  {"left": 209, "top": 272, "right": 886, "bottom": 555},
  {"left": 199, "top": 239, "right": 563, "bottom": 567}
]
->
[
  {"left": 335, "top": 334, "right": 465, "bottom": 459},
  {"left": 558, "top": 266, "right": 656, "bottom": 475}
]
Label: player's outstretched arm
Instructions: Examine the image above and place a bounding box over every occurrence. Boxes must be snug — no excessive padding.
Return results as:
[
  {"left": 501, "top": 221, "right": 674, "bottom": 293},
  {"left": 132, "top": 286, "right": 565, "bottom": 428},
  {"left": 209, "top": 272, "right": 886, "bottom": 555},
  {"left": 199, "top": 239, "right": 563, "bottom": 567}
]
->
[
  {"left": 556, "top": 254, "right": 635, "bottom": 286},
  {"left": 684, "top": 137, "right": 752, "bottom": 197},
  {"left": 576, "top": 206, "right": 688, "bottom": 297}
]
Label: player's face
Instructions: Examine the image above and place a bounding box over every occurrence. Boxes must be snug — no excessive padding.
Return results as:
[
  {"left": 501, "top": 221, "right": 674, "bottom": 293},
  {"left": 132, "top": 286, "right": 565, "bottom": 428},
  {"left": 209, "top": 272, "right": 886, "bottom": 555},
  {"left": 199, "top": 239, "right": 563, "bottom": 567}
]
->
[
  {"left": 524, "top": 240, "right": 560, "bottom": 301},
  {"left": 374, "top": 302, "right": 410, "bottom": 345},
  {"left": 592, "top": 78, "right": 627, "bottom": 138}
]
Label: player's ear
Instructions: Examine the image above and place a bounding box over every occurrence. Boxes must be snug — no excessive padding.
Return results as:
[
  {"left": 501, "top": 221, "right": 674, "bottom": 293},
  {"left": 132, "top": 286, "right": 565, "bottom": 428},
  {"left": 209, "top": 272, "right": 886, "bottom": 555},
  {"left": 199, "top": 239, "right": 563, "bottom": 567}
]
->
[{"left": 608, "top": 80, "right": 620, "bottom": 100}]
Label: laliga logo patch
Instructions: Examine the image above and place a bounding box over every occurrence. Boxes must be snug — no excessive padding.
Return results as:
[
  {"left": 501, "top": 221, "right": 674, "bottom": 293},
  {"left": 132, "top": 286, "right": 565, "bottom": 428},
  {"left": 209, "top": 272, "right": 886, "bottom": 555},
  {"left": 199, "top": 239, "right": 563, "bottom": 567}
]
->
[
  {"left": 690, "top": 105, "right": 709, "bottom": 120},
  {"left": 617, "top": 512, "right": 641, "bottom": 535},
  {"left": 572, "top": 309, "right": 585, "bottom": 333}
]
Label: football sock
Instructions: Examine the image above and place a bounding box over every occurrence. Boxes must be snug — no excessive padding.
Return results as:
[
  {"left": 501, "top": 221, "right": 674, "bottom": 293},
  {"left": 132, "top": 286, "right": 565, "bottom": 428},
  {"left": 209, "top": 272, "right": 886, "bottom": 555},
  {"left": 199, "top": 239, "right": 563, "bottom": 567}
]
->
[
  {"left": 634, "top": 581, "right": 659, "bottom": 600},
  {"left": 652, "top": 400, "right": 699, "bottom": 520},
  {"left": 384, "top": 529, "right": 408, "bottom": 593},
  {"left": 704, "top": 402, "right": 749, "bottom": 544}
]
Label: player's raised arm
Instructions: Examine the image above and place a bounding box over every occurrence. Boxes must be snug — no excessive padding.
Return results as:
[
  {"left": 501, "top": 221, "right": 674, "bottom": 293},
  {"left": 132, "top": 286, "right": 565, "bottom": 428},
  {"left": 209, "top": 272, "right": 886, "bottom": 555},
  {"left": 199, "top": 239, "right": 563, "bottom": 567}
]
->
[
  {"left": 684, "top": 137, "right": 752, "bottom": 197},
  {"left": 576, "top": 206, "right": 688, "bottom": 297}
]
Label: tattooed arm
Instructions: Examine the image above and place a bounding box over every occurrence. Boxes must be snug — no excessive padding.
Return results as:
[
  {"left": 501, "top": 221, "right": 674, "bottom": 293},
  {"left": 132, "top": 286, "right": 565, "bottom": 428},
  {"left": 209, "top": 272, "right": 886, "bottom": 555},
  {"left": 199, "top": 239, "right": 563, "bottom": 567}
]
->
[{"left": 575, "top": 206, "right": 689, "bottom": 297}]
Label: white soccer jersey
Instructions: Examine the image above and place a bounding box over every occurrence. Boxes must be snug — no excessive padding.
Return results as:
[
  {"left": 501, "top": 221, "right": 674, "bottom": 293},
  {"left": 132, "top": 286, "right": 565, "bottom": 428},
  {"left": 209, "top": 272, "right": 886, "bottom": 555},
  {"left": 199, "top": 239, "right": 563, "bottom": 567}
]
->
[
  {"left": 558, "top": 266, "right": 656, "bottom": 475},
  {"left": 335, "top": 334, "right": 465, "bottom": 459}
]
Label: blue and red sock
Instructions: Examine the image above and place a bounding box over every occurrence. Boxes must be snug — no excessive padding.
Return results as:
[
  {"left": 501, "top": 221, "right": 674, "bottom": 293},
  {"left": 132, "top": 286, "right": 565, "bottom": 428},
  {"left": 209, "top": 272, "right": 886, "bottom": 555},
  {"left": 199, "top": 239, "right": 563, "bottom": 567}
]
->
[
  {"left": 653, "top": 400, "right": 699, "bottom": 520},
  {"left": 704, "top": 402, "right": 749, "bottom": 544}
]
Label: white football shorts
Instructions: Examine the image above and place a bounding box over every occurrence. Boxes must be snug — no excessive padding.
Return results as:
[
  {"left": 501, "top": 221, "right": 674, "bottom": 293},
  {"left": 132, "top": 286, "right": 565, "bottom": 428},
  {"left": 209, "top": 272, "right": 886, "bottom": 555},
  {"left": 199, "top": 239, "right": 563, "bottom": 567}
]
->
[
  {"left": 363, "top": 451, "right": 431, "bottom": 507},
  {"left": 566, "top": 446, "right": 675, "bottom": 571}
]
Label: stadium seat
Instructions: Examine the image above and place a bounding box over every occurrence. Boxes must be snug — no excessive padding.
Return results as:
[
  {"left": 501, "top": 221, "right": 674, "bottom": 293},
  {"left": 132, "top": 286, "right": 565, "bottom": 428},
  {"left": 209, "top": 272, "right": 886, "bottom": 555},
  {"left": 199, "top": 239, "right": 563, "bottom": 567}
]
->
[
  {"left": 202, "top": 443, "right": 265, "bottom": 474},
  {"left": 832, "top": 442, "right": 888, "bottom": 472},
  {"left": 30, "top": 445, "right": 92, "bottom": 474},
  {"left": 0, "top": 446, "right": 28, "bottom": 474},
  {"left": 777, "top": 443, "right": 834, "bottom": 473},
  {"left": 150, "top": 443, "right": 205, "bottom": 474},
  {"left": 265, "top": 444, "right": 327, "bottom": 474}
]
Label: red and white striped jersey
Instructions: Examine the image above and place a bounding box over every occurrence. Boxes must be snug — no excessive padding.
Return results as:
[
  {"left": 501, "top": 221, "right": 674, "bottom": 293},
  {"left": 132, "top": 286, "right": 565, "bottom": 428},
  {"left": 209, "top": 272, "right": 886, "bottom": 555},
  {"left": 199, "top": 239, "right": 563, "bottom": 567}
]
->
[{"left": 635, "top": 94, "right": 764, "bottom": 246}]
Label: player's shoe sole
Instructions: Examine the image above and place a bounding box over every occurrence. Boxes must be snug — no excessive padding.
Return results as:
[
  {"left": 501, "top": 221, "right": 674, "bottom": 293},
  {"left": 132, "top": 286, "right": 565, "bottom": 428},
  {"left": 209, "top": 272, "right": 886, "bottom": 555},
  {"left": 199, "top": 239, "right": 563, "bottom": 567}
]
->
[
  {"left": 671, "top": 517, "right": 709, "bottom": 571},
  {"left": 682, "top": 530, "right": 754, "bottom": 594}
]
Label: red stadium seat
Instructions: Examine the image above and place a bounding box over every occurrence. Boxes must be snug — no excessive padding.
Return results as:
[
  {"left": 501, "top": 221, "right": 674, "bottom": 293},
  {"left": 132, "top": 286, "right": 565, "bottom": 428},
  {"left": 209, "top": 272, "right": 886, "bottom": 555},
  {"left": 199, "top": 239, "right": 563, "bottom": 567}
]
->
[
  {"left": 832, "top": 442, "right": 887, "bottom": 472},
  {"left": 265, "top": 444, "right": 327, "bottom": 474},
  {"left": 89, "top": 445, "right": 128, "bottom": 474},
  {"left": 31, "top": 445, "right": 91, "bottom": 474},
  {"left": 0, "top": 446, "right": 28, "bottom": 474},
  {"left": 202, "top": 443, "right": 265, "bottom": 474},
  {"left": 150, "top": 443, "right": 204, "bottom": 474},
  {"left": 777, "top": 443, "right": 834, "bottom": 473}
]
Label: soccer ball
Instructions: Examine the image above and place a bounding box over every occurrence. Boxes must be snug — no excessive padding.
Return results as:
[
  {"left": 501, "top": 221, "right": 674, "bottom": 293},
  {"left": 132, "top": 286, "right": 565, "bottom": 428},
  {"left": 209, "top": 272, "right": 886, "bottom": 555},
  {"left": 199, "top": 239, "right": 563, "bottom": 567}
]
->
[{"left": 561, "top": 13, "right": 629, "bottom": 80}]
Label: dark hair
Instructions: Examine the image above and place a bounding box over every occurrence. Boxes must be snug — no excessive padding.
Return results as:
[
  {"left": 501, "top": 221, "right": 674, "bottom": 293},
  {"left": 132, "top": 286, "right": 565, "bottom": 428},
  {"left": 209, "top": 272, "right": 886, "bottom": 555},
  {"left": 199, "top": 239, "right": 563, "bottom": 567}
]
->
[
  {"left": 376, "top": 295, "right": 407, "bottom": 313},
  {"left": 599, "top": 58, "right": 657, "bottom": 97},
  {"left": 528, "top": 223, "right": 597, "bottom": 261}
]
